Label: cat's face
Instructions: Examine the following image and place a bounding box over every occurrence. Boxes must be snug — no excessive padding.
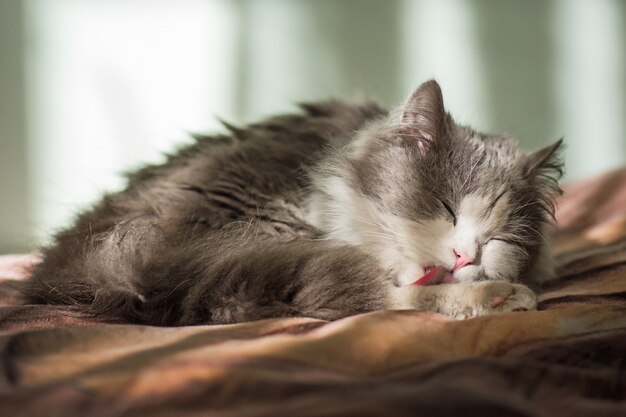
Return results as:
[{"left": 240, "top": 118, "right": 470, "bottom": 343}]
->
[{"left": 313, "top": 80, "right": 563, "bottom": 286}]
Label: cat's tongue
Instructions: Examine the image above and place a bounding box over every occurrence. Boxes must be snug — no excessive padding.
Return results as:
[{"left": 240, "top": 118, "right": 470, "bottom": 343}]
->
[{"left": 410, "top": 266, "right": 454, "bottom": 286}]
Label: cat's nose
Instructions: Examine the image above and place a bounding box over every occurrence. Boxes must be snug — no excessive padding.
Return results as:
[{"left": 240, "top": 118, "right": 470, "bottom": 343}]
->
[{"left": 453, "top": 249, "right": 474, "bottom": 270}]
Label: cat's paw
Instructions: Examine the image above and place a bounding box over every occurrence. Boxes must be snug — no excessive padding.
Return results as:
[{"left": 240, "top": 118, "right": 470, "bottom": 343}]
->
[
  {"left": 448, "top": 281, "right": 537, "bottom": 319},
  {"left": 479, "top": 281, "right": 537, "bottom": 314}
]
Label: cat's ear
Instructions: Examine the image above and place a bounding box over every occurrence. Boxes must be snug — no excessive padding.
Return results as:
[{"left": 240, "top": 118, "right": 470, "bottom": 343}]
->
[
  {"left": 401, "top": 80, "right": 445, "bottom": 152},
  {"left": 524, "top": 139, "right": 565, "bottom": 219},
  {"left": 524, "top": 138, "right": 564, "bottom": 180}
]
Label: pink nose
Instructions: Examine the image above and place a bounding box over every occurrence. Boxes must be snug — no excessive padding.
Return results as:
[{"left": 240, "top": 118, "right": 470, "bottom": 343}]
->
[{"left": 454, "top": 249, "right": 474, "bottom": 270}]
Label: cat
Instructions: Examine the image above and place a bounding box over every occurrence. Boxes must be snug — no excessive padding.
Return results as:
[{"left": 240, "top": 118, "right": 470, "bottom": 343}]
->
[{"left": 25, "top": 80, "right": 563, "bottom": 325}]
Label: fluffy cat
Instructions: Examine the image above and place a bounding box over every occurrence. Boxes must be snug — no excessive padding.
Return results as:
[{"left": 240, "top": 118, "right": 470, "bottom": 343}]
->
[{"left": 26, "top": 80, "right": 563, "bottom": 325}]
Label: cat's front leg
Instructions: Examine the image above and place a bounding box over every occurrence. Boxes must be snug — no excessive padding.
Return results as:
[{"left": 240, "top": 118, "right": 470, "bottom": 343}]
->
[{"left": 393, "top": 281, "right": 537, "bottom": 319}]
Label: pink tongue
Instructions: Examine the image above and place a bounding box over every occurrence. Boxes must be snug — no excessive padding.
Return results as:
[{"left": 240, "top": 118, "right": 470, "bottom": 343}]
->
[{"left": 410, "top": 267, "right": 444, "bottom": 286}]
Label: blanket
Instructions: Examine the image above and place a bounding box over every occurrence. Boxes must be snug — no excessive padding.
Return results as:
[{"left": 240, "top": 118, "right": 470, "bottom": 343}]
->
[{"left": 1, "top": 168, "right": 626, "bottom": 417}]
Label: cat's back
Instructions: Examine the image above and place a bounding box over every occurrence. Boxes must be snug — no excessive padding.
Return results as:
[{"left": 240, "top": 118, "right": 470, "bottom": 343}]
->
[
  {"left": 129, "top": 100, "right": 384, "bottom": 204},
  {"left": 55, "top": 100, "right": 386, "bottom": 241}
]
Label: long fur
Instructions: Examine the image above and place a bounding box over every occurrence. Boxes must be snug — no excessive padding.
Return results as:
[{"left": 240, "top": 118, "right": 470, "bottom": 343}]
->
[{"left": 25, "top": 81, "right": 563, "bottom": 325}]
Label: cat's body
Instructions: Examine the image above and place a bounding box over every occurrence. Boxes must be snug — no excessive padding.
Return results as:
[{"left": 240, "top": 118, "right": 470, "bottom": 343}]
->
[{"left": 27, "top": 81, "right": 563, "bottom": 325}]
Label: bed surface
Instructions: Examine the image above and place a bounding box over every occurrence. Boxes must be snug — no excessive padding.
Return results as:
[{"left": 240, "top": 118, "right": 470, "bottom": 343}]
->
[{"left": 1, "top": 169, "right": 626, "bottom": 417}]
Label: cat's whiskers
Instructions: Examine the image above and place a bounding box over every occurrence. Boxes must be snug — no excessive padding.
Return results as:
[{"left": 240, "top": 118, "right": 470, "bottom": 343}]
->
[{"left": 510, "top": 223, "right": 549, "bottom": 245}]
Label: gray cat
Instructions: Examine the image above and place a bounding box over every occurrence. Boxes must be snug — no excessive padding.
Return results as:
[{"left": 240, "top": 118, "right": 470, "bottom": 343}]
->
[{"left": 26, "top": 80, "right": 563, "bottom": 325}]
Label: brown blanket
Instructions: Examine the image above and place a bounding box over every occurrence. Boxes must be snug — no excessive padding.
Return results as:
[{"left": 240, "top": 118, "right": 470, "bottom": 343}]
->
[{"left": 2, "top": 169, "right": 626, "bottom": 417}]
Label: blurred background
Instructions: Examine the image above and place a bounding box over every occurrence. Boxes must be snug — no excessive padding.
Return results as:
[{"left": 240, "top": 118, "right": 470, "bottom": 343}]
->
[{"left": 1, "top": 0, "right": 625, "bottom": 253}]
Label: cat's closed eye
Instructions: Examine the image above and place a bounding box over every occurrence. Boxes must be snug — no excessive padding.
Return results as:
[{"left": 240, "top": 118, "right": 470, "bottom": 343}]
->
[
  {"left": 440, "top": 199, "right": 457, "bottom": 225},
  {"left": 489, "top": 237, "right": 516, "bottom": 245}
]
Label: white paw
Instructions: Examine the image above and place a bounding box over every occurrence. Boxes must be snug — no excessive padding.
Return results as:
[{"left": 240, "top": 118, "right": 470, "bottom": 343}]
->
[{"left": 447, "top": 281, "right": 537, "bottom": 319}]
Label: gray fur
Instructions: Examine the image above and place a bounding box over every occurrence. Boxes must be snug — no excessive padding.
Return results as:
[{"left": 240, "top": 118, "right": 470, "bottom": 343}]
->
[{"left": 25, "top": 80, "right": 563, "bottom": 325}]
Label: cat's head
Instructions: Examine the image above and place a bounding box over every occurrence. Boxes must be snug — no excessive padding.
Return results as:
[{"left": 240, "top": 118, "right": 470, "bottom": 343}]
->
[{"left": 311, "top": 80, "right": 564, "bottom": 287}]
